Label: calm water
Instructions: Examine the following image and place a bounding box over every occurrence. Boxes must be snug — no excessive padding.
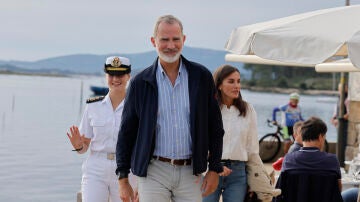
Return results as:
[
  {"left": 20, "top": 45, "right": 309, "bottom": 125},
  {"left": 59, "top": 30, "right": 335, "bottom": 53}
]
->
[{"left": 0, "top": 74, "right": 337, "bottom": 201}]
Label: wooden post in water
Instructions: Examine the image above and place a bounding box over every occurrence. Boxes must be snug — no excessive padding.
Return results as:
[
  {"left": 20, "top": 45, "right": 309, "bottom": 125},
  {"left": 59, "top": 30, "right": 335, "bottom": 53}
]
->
[
  {"left": 12, "top": 95, "right": 15, "bottom": 113},
  {"left": 1, "top": 112, "right": 5, "bottom": 134},
  {"left": 79, "top": 80, "right": 84, "bottom": 118},
  {"left": 77, "top": 191, "right": 82, "bottom": 202}
]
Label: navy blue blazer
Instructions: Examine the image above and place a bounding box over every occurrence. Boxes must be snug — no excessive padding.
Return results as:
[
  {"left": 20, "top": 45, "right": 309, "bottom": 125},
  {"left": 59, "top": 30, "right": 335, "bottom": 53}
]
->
[{"left": 116, "top": 55, "right": 224, "bottom": 177}]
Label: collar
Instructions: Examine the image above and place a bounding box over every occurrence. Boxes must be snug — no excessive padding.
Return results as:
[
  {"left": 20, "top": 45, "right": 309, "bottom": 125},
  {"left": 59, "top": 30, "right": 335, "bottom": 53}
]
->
[
  {"left": 115, "top": 99, "right": 125, "bottom": 112},
  {"left": 103, "top": 94, "right": 125, "bottom": 112},
  {"left": 157, "top": 58, "right": 183, "bottom": 80},
  {"left": 299, "top": 147, "right": 320, "bottom": 152},
  {"left": 294, "top": 141, "right": 303, "bottom": 146},
  {"left": 221, "top": 104, "right": 238, "bottom": 113},
  {"left": 103, "top": 94, "right": 111, "bottom": 104},
  {"left": 289, "top": 102, "right": 298, "bottom": 108}
]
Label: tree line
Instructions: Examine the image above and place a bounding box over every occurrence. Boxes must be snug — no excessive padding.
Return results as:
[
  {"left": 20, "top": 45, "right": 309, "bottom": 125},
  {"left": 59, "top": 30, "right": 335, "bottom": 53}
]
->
[{"left": 242, "top": 64, "right": 339, "bottom": 90}]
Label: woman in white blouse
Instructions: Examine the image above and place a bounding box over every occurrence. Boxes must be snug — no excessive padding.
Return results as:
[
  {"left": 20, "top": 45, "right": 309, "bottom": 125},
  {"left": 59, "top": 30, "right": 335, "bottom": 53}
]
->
[
  {"left": 67, "top": 56, "right": 137, "bottom": 202},
  {"left": 203, "top": 65, "right": 259, "bottom": 202}
]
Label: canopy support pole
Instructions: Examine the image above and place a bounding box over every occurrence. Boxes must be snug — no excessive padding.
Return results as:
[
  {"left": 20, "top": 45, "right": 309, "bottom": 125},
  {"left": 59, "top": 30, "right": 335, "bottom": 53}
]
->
[{"left": 336, "top": 73, "right": 346, "bottom": 167}]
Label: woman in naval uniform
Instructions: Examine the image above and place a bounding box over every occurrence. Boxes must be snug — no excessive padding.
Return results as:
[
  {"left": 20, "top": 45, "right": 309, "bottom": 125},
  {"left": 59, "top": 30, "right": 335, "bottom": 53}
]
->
[{"left": 67, "top": 56, "right": 136, "bottom": 202}]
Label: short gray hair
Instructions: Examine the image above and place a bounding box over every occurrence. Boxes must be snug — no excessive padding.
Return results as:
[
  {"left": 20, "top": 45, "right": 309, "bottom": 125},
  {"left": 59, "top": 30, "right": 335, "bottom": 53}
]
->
[{"left": 153, "top": 15, "right": 183, "bottom": 38}]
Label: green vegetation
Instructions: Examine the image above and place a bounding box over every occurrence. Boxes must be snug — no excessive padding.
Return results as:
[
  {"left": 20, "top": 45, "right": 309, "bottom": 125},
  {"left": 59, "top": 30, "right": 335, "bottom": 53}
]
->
[{"left": 242, "top": 64, "right": 340, "bottom": 90}]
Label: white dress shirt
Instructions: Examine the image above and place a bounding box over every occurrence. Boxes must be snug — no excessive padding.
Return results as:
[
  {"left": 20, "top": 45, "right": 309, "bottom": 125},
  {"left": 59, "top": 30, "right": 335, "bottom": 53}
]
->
[{"left": 221, "top": 103, "right": 259, "bottom": 161}]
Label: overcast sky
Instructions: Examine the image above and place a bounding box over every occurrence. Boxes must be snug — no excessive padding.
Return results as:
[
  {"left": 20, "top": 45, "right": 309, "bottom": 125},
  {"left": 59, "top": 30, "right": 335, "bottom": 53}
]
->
[{"left": 1, "top": 0, "right": 358, "bottom": 61}]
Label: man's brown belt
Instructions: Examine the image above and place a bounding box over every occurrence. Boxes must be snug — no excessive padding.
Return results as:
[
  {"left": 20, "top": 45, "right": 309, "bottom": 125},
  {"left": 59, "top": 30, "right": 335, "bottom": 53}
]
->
[{"left": 153, "top": 156, "right": 191, "bottom": 166}]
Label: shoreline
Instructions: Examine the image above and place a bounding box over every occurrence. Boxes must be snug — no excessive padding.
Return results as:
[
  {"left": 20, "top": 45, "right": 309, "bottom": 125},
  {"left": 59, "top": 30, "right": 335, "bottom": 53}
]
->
[
  {"left": 243, "top": 86, "right": 338, "bottom": 96},
  {"left": 0, "top": 71, "right": 69, "bottom": 78},
  {"left": 1, "top": 72, "right": 338, "bottom": 96}
]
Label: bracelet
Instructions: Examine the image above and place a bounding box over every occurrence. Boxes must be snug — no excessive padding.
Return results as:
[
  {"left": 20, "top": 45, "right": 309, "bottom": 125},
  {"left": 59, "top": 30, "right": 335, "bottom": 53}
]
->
[{"left": 72, "top": 146, "right": 83, "bottom": 152}]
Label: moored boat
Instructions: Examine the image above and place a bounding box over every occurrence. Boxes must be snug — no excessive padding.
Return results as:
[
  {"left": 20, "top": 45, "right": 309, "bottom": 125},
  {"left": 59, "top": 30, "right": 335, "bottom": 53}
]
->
[{"left": 90, "top": 85, "right": 108, "bottom": 96}]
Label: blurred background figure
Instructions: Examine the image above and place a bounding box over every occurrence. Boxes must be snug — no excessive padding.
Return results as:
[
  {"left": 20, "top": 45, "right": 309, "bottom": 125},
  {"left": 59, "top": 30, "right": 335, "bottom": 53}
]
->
[
  {"left": 331, "top": 83, "right": 349, "bottom": 128},
  {"left": 272, "top": 92, "right": 304, "bottom": 154},
  {"left": 287, "top": 121, "right": 304, "bottom": 154},
  {"left": 331, "top": 82, "right": 349, "bottom": 160}
]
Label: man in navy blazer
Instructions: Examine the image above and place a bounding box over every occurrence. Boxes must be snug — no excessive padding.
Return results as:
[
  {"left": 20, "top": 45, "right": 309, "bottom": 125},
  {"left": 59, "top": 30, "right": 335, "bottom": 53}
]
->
[{"left": 116, "top": 15, "right": 224, "bottom": 202}]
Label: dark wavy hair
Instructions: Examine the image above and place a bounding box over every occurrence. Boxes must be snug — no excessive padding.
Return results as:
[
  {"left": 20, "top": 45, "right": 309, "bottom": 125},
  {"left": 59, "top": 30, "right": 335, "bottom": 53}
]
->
[{"left": 213, "top": 64, "right": 248, "bottom": 117}]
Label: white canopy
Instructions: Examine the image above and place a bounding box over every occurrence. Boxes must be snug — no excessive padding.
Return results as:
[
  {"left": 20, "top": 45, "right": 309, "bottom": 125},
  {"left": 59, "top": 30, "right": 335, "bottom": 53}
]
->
[
  {"left": 348, "top": 30, "right": 360, "bottom": 68},
  {"left": 315, "top": 59, "right": 360, "bottom": 72},
  {"left": 225, "top": 5, "right": 360, "bottom": 67},
  {"left": 225, "top": 54, "right": 314, "bottom": 67}
]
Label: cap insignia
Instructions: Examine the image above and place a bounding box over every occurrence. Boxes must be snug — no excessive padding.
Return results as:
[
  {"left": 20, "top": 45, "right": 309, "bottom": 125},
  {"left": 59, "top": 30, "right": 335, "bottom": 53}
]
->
[{"left": 111, "top": 57, "right": 121, "bottom": 67}]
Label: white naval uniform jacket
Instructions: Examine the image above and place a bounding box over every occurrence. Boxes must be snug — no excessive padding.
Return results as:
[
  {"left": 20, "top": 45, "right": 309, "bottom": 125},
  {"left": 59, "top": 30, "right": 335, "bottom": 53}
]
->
[{"left": 79, "top": 94, "right": 124, "bottom": 153}]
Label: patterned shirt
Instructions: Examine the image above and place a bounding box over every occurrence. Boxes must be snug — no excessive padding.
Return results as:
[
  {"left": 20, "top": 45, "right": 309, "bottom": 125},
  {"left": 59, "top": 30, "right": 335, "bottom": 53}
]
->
[{"left": 153, "top": 60, "right": 192, "bottom": 159}]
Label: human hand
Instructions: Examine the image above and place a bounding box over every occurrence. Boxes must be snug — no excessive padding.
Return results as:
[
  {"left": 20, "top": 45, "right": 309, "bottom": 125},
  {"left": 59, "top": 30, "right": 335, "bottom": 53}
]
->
[
  {"left": 133, "top": 188, "right": 139, "bottom": 202},
  {"left": 66, "top": 125, "right": 84, "bottom": 150},
  {"left": 331, "top": 118, "right": 338, "bottom": 127},
  {"left": 201, "top": 171, "right": 219, "bottom": 197},
  {"left": 118, "top": 179, "right": 134, "bottom": 202},
  {"left": 344, "top": 113, "right": 349, "bottom": 120},
  {"left": 219, "top": 166, "right": 232, "bottom": 177}
]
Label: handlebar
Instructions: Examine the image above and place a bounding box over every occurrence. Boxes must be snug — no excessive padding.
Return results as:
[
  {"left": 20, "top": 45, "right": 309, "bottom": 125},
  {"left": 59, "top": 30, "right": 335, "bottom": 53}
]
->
[
  {"left": 267, "top": 119, "right": 274, "bottom": 127},
  {"left": 267, "top": 119, "right": 282, "bottom": 130}
]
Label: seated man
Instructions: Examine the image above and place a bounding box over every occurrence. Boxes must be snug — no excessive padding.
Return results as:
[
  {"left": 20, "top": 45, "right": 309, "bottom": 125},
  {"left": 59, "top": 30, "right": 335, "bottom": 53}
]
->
[
  {"left": 276, "top": 117, "right": 342, "bottom": 202},
  {"left": 287, "top": 121, "right": 303, "bottom": 153}
]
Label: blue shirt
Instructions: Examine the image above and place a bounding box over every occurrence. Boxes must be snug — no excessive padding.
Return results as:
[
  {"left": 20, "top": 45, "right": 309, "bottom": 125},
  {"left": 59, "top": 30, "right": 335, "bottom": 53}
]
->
[
  {"left": 153, "top": 60, "right": 192, "bottom": 159},
  {"left": 287, "top": 142, "right": 302, "bottom": 153},
  {"left": 272, "top": 103, "right": 304, "bottom": 127}
]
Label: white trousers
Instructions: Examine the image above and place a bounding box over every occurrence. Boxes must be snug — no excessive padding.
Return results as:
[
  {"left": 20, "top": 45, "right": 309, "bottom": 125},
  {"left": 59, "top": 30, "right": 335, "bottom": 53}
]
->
[
  {"left": 81, "top": 151, "right": 121, "bottom": 202},
  {"left": 138, "top": 159, "right": 203, "bottom": 202}
]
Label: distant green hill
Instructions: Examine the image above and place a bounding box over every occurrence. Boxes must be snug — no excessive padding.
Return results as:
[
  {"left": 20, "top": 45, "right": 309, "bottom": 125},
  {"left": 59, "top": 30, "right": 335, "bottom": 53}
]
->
[
  {"left": 1, "top": 47, "right": 339, "bottom": 91},
  {"left": 0, "top": 46, "right": 250, "bottom": 78}
]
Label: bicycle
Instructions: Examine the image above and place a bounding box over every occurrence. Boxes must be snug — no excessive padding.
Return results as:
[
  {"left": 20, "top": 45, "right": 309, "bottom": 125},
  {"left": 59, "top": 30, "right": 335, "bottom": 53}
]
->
[{"left": 259, "top": 119, "right": 328, "bottom": 163}]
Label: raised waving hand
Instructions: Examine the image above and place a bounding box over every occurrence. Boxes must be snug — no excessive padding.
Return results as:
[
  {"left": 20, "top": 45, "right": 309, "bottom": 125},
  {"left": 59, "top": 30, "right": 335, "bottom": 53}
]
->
[{"left": 67, "top": 125, "right": 89, "bottom": 152}]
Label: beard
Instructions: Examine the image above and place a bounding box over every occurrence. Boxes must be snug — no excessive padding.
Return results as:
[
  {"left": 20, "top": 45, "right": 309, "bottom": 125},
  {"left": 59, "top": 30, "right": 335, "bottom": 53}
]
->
[{"left": 156, "top": 47, "right": 181, "bottom": 63}]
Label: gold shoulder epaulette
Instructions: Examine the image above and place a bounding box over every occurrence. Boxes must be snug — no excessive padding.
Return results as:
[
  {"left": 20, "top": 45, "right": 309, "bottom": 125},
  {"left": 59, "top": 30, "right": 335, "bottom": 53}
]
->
[{"left": 86, "top": 96, "right": 105, "bottom": 104}]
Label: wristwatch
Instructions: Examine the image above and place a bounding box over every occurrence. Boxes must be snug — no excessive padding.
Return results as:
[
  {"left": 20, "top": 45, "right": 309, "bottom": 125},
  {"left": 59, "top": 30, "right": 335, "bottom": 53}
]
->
[{"left": 117, "top": 172, "right": 128, "bottom": 180}]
